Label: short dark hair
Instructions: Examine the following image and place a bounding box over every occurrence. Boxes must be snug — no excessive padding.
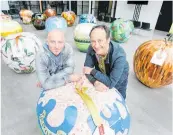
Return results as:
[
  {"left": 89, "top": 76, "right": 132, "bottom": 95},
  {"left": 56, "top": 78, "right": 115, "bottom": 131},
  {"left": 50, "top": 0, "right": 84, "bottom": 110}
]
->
[{"left": 89, "top": 25, "right": 110, "bottom": 39}]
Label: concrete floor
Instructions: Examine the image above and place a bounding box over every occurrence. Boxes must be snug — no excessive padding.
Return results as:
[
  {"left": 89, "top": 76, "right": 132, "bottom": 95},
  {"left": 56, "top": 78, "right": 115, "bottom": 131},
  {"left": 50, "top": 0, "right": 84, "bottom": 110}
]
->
[{"left": 1, "top": 18, "right": 172, "bottom": 135}]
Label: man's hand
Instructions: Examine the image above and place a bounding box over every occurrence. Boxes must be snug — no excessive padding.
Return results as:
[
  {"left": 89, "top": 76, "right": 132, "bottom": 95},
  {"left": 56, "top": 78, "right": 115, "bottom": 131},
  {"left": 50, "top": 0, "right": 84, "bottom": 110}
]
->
[
  {"left": 75, "top": 79, "right": 84, "bottom": 90},
  {"left": 83, "top": 66, "right": 93, "bottom": 74},
  {"left": 94, "top": 81, "right": 108, "bottom": 92},
  {"left": 69, "top": 73, "right": 82, "bottom": 82},
  {"left": 36, "top": 82, "right": 42, "bottom": 88}
]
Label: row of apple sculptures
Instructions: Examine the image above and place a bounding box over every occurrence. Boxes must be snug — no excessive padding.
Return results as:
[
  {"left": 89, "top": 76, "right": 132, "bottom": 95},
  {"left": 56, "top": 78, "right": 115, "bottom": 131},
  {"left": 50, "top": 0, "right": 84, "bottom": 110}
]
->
[
  {"left": 21, "top": 9, "right": 75, "bottom": 30},
  {"left": 37, "top": 10, "right": 97, "bottom": 28},
  {"left": 19, "top": 5, "right": 76, "bottom": 28},
  {"left": 19, "top": 6, "right": 97, "bottom": 27},
  {"left": 31, "top": 11, "right": 75, "bottom": 30},
  {"left": 36, "top": 5, "right": 76, "bottom": 27},
  {"left": 19, "top": 5, "right": 56, "bottom": 24},
  {"left": 19, "top": 5, "right": 96, "bottom": 27},
  {"left": 19, "top": 7, "right": 98, "bottom": 29},
  {"left": 19, "top": 5, "right": 55, "bottom": 25}
]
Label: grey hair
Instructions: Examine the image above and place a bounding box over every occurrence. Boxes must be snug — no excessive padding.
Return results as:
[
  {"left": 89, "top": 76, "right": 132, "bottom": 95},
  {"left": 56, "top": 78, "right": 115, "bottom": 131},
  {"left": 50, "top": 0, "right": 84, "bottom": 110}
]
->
[{"left": 89, "top": 25, "right": 110, "bottom": 39}]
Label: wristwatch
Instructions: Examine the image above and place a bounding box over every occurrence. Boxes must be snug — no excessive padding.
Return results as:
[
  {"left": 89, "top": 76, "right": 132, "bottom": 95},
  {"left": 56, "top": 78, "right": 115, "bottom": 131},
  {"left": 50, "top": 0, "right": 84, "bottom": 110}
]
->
[{"left": 85, "top": 74, "right": 96, "bottom": 85}]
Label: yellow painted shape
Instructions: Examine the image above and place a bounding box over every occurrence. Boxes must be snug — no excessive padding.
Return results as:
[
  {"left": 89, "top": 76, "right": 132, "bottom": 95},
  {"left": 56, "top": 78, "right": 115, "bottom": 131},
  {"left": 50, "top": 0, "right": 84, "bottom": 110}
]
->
[
  {"left": 1, "top": 27, "right": 23, "bottom": 37},
  {"left": 76, "top": 86, "right": 102, "bottom": 127}
]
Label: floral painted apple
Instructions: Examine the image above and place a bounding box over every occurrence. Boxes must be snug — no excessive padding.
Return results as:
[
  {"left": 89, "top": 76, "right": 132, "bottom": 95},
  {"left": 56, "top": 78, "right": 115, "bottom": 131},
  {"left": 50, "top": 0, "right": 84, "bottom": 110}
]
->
[{"left": 1, "top": 32, "right": 41, "bottom": 73}]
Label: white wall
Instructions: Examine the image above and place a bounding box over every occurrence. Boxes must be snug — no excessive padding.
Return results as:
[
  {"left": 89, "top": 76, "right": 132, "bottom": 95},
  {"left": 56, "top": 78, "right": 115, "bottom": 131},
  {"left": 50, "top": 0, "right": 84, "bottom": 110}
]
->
[
  {"left": 77, "top": 1, "right": 89, "bottom": 15},
  {"left": 115, "top": 0, "right": 163, "bottom": 29},
  {"left": 115, "top": 1, "right": 135, "bottom": 20},
  {"left": 1, "top": 1, "right": 10, "bottom": 10},
  {"left": 139, "top": 1, "right": 163, "bottom": 29}
]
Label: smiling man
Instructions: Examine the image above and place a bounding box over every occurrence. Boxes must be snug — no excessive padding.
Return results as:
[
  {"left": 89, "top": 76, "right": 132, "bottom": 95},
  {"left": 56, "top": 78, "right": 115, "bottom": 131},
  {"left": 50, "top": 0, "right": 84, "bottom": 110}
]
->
[
  {"left": 83, "top": 25, "right": 129, "bottom": 99},
  {"left": 36, "top": 29, "right": 81, "bottom": 90}
]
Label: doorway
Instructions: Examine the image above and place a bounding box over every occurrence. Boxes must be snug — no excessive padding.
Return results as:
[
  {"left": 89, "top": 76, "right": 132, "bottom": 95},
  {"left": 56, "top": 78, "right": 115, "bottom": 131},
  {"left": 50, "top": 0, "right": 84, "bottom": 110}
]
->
[
  {"left": 97, "top": 1, "right": 109, "bottom": 21},
  {"left": 71, "top": 1, "right": 77, "bottom": 15},
  {"left": 155, "top": 1, "right": 172, "bottom": 32}
]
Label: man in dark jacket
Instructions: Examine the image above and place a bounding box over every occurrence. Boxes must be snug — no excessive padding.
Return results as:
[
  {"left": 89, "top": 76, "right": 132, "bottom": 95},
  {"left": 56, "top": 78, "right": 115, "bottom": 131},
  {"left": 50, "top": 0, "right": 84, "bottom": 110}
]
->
[{"left": 83, "top": 25, "right": 129, "bottom": 99}]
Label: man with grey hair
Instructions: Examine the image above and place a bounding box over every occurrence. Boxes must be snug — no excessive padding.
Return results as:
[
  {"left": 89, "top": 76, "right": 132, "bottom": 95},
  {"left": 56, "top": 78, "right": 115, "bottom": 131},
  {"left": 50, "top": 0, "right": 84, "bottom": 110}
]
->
[
  {"left": 83, "top": 25, "right": 129, "bottom": 99},
  {"left": 36, "top": 29, "right": 81, "bottom": 90}
]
